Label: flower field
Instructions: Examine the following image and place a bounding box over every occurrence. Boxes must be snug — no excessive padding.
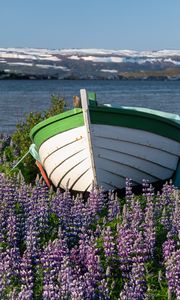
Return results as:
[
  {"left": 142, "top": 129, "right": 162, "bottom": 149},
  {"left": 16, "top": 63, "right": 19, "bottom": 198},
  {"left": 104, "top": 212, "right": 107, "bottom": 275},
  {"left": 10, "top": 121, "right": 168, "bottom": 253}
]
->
[
  {"left": 0, "top": 132, "right": 180, "bottom": 300},
  {"left": 0, "top": 169, "right": 179, "bottom": 299}
]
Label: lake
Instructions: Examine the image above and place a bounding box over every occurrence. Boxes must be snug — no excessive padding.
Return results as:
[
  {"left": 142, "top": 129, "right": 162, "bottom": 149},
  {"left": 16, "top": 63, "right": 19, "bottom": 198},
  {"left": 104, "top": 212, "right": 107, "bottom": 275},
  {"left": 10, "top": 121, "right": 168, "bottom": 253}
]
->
[{"left": 0, "top": 79, "right": 180, "bottom": 133}]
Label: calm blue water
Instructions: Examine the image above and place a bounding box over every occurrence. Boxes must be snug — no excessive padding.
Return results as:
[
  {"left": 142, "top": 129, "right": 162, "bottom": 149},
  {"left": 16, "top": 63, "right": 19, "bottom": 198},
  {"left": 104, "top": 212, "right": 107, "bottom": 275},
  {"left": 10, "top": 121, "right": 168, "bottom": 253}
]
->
[{"left": 0, "top": 80, "right": 180, "bottom": 133}]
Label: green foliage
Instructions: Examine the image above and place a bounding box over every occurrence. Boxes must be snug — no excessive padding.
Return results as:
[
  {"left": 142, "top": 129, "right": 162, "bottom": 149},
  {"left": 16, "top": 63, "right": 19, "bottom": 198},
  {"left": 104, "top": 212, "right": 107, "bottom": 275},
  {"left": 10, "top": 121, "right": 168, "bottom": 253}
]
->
[
  {"left": 10, "top": 94, "right": 65, "bottom": 183},
  {"left": 4, "top": 146, "right": 14, "bottom": 162},
  {"left": 33, "top": 266, "right": 43, "bottom": 299},
  {"left": 45, "top": 94, "right": 66, "bottom": 119},
  {"left": 145, "top": 261, "right": 168, "bottom": 300},
  {"left": 39, "top": 212, "right": 60, "bottom": 248}
]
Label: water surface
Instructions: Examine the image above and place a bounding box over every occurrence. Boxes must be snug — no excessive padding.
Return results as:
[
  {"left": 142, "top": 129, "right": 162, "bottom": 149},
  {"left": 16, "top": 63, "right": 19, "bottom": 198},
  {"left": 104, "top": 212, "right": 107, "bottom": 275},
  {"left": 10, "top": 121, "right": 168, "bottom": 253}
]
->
[{"left": 0, "top": 80, "right": 180, "bottom": 133}]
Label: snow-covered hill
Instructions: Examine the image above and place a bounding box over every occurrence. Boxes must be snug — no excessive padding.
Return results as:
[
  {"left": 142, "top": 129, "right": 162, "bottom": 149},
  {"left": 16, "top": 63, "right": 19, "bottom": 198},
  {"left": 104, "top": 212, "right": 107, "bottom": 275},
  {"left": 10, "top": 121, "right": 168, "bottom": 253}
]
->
[{"left": 0, "top": 48, "right": 180, "bottom": 79}]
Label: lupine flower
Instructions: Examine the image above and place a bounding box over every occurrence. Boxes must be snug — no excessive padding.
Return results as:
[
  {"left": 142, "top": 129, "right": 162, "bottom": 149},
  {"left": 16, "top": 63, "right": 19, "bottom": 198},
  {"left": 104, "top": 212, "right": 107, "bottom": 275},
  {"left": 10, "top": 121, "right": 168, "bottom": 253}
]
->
[
  {"left": 130, "top": 198, "right": 144, "bottom": 231},
  {"left": 120, "top": 261, "right": 147, "bottom": 300},
  {"left": 143, "top": 184, "right": 156, "bottom": 257},
  {"left": 117, "top": 224, "right": 135, "bottom": 278},
  {"left": 102, "top": 226, "right": 115, "bottom": 259},
  {"left": 171, "top": 191, "right": 180, "bottom": 236},
  {"left": 164, "top": 249, "right": 180, "bottom": 299},
  {"left": 107, "top": 192, "right": 121, "bottom": 222},
  {"left": 125, "top": 177, "right": 134, "bottom": 208},
  {"left": 0, "top": 170, "right": 179, "bottom": 298},
  {"left": 98, "top": 278, "right": 110, "bottom": 299},
  {"left": 163, "top": 238, "right": 176, "bottom": 262},
  {"left": 19, "top": 250, "right": 34, "bottom": 299}
]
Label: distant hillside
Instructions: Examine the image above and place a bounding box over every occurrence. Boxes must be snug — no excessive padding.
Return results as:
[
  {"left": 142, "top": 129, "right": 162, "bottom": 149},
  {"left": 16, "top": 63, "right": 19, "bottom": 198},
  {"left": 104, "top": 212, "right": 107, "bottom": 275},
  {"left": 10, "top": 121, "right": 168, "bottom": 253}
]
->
[{"left": 0, "top": 48, "right": 180, "bottom": 80}]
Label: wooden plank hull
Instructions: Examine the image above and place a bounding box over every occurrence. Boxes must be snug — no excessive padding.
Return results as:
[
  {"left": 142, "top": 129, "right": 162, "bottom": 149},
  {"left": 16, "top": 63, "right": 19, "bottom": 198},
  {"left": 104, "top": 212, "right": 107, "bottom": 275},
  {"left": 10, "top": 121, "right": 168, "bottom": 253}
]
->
[
  {"left": 30, "top": 89, "right": 180, "bottom": 191},
  {"left": 92, "top": 124, "right": 179, "bottom": 189},
  {"left": 39, "top": 126, "right": 94, "bottom": 191},
  {"left": 38, "top": 124, "right": 179, "bottom": 191}
]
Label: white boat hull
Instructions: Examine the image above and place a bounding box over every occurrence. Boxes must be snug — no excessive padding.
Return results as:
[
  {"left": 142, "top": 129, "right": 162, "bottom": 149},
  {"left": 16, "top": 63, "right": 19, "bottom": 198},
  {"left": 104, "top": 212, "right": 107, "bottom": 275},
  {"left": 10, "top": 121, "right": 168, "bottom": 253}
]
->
[
  {"left": 30, "top": 89, "right": 180, "bottom": 192},
  {"left": 38, "top": 123, "right": 179, "bottom": 191}
]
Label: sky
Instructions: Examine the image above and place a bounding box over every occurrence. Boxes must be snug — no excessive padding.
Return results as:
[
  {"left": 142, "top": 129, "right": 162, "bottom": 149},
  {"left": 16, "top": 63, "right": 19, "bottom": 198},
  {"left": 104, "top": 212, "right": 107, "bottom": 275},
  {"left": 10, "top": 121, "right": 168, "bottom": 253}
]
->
[{"left": 0, "top": 0, "right": 180, "bottom": 51}]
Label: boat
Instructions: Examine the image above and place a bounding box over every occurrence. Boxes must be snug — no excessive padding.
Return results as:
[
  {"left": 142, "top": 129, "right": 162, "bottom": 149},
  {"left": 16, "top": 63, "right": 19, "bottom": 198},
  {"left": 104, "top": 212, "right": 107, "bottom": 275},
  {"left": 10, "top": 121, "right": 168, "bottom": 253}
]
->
[{"left": 29, "top": 89, "right": 180, "bottom": 192}]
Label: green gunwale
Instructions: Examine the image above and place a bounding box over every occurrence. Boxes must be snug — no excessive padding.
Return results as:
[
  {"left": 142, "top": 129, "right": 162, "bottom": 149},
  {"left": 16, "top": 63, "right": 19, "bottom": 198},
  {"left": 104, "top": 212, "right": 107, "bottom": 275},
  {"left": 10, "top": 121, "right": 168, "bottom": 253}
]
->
[
  {"left": 30, "top": 103, "right": 180, "bottom": 150},
  {"left": 30, "top": 108, "right": 84, "bottom": 149},
  {"left": 89, "top": 105, "right": 180, "bottom": 143}
]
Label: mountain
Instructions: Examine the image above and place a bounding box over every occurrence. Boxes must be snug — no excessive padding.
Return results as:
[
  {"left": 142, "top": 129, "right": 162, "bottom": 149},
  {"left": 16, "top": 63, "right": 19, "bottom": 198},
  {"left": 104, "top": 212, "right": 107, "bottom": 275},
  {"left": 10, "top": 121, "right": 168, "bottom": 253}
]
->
[{"left": 0, "top": 48, "right": 180, "bottom": 80}]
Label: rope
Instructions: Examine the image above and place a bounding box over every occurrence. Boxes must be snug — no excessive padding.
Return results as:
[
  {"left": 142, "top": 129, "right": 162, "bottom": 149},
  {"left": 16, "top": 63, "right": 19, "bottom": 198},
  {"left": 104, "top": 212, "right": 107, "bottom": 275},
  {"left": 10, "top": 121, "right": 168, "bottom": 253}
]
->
[{"left": 11, "top": 149, "right": 30, "bottom": 170}]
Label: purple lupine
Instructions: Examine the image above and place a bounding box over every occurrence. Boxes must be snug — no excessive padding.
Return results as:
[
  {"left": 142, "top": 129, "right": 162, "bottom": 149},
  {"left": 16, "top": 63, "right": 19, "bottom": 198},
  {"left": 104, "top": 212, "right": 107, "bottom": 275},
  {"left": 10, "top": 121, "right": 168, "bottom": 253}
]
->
[
  {"left": 79, "top": 272, "right": 95, "bottom": 299},
  {"left": 62, "top": 189, "right": 74, "bottom": 222},
  {"left": 78, "top": 228, "right": 92, "bottom": 267},
  {"left": 19, "top": 250, "right": 34, "bottom": 296},
  {"left": 125, "top": 177, "right": 134, "bottom": 208},
  {"left": 5, "top": 246, "right": 21, "bottom": 283},
  {"left": 65, "top": 195, "right": 87, "bottom": 245},
  {"left": 159, "top": 183, "right": 179, "bottom": 235},
  {"left": 0, "top": 208, "right": 7, "bottom": 244},
  {"left": 121, "top": 203, "right": 131, "bottom": 227},
  {"left": 87, "top": 187, "right": 106, "bottom": 217},
  {"left": 16, "top": 184, "right": 31, "bottom": 244},
  {"left": 84, "top": 239, "right": 102, "bottom": 280},
  {"left": 0, "top": 163, "right": 180, "bottom": 299},
  {"left": 25, "top": 219, "right": 40, "bottom": 261},
  {"left": 154, "top": 190, "right": 164, "bottom": 218},
  {"left": 143, "top": 184, "right": 156, "bottom": 258},
  {"left": 117, "top": 224, "right": 136, "bottom": 279},
  {"left": 142, "top": 179, "right": 151, "bottom": 195},
  {"left": 51, "top": 188, "right": 73, "bottom": 229},
  {"left": 164, "top": 249, "right": 180, "bottom": 299},
  {"left": 78, "top": 229, "right": 102, "bottom": 290},
  {"left": 69, "top": 273, "right": 85, "bottom": 300},
  {"left": 34, "top": 182, "right": 50, "bottom": 235},
  {"left": 0, "top": 246, "right": 21, "bottom": 298},
  {"left": 51, "top": 189, "right": 65, "bottom": 220},
  {"left": 88, "top": 188, "right": 100, "bottom": 216},
  {"left": 3, "top": 178, "right": 18, "bottom": 211},
  {"left": 119, "top": 231, "right": 148, "bottom": 299},
  {"left": 0, "top": 252, "right": 5, "bottom": 296},
  {"left": 98, "top": 278, "right": 111, "bottom": 299},
  {"left": 170, "top": 191, "right": 180, "bottom": 236},
  {"left": 58, "top": 256, "right": 89, "bottom": 299},
  {"left": 7, "top": 209, "right": 18, "bottom": 247},
  {"left": 20, "top": 251, "right": 33, "bottom": 289},
  {"left": 132, "top": 231, "right": 149, "bottom": 264},
  {"left": 94, "top": 224, "right": 102, "bottom": 238},
  {"left": 107, "top": 191, "right": 120, "bottom": 222},
  {"left": 102, "top": 226, "right": 115, "bottom": 259},
  {"left": 120, "top": 261, "right": 147, "bottom": 300},
  {"left": 0, "top": 250, "right": 10, "bottom": 296},
  {"left": 43, "top": 281, "right": 60, "bottom": 300},
  {"left": 160, "top": 207, "right": 171, "bottom": 231},
  {"left": 17, "top": 288, "right": 33, "bottom": 300},
  {"left": 71, "top": 194, "right": 90, "bottom": 231},
  {"left": 163, "top": 238, "right": 176, "bottom": 262},
  {"left": 161, "top": 181, "right": 175, "bottom": 206},
  {"left": 96, "top": 186, "right": 106, "bottom": 212},
  {"left": 57, "top": 255, "right": 72, "bottom": 299},
  {"left": 41, "top": 233, "right": 68, "bottom": 298},
  {"left": 130, "top": 198, "right": 144, "bottom": 231}
]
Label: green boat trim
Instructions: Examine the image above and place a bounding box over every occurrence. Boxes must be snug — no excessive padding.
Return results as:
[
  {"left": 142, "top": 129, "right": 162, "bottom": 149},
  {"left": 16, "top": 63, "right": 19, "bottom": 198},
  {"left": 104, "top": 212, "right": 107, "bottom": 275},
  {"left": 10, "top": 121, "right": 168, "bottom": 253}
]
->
[
  {"left": 103, "top": 104, "right": 180, "bottom": 124},
  {"left": 89, "top": 105, "right": 180, "bottom": 143},
  {"left": 30, "top": 108, "right": 84, "bottom": 149},
  {"left": 87, "top": 91, "right": 180, "bottom": 124},
  {"left": 30, "top": 93, "right": 180, "bottom": 149}
]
